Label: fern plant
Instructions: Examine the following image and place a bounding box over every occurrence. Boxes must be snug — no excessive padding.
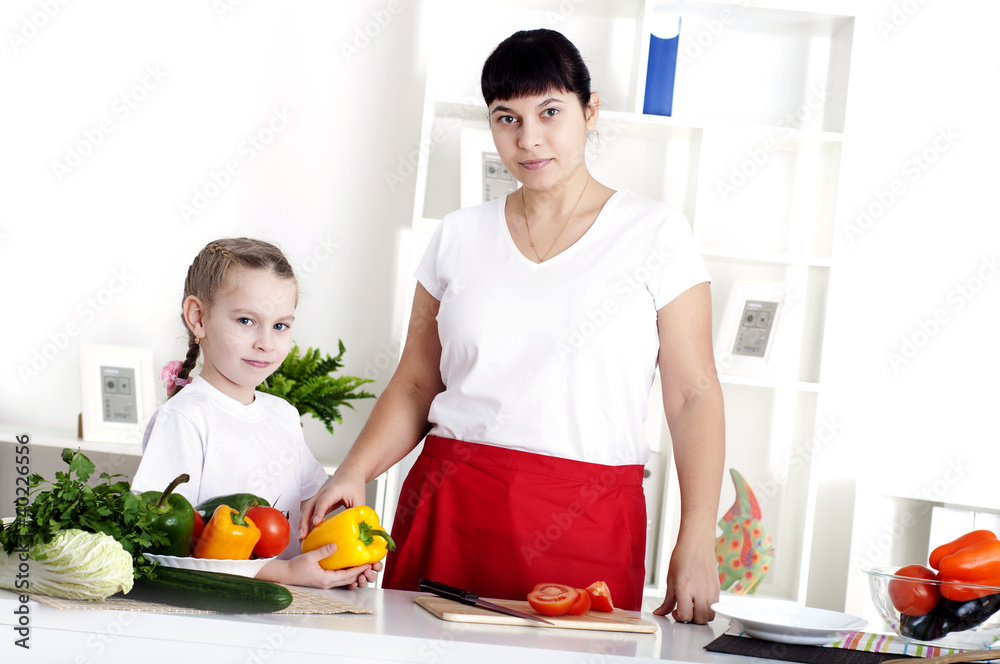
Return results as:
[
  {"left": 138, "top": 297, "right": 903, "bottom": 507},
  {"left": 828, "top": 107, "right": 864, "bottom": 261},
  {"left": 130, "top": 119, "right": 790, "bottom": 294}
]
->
[{"left": 258, "top": 341, "right": 375, "bottom": 435}]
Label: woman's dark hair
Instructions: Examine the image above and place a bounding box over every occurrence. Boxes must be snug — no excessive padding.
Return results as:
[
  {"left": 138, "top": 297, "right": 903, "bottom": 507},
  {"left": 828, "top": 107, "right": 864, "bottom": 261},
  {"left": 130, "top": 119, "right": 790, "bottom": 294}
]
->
[{"left": 481, "top": 29, "right": 592, "bottom": 110}]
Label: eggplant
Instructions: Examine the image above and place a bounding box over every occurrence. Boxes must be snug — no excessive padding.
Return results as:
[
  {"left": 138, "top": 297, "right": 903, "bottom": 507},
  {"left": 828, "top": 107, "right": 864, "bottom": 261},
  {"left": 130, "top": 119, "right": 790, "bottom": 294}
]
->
[
  {"left": 900, "top": 592, "right": 1000, "bottom": 641},
  {"left": 942, "top": 593, "right": 1000, "bottom": 632},
  {"left": 899, "top": 611, "right": 951, "bottom": 641}
]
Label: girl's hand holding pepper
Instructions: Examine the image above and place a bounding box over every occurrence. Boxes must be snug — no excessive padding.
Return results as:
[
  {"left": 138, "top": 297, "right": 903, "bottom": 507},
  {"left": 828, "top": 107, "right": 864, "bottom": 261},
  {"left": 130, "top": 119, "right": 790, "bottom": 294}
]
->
[{"left": 256, "top": 543, "right": 382, "bottom": 589}]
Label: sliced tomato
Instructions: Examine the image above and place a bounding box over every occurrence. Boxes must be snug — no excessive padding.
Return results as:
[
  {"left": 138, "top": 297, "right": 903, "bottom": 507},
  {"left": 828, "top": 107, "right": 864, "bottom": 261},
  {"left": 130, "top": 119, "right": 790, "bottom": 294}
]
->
[
  {"left": 888, "top": 564, "right": 940, "bottom": 616},
  {"left": 586, "top": 581, "right": 614, "bottom": 613},
  {"left": 564, "top": 588, "right": 591, "bottom": 616},
  {"left": 527, "top": 583, "right": 578, "bottom": 617}
]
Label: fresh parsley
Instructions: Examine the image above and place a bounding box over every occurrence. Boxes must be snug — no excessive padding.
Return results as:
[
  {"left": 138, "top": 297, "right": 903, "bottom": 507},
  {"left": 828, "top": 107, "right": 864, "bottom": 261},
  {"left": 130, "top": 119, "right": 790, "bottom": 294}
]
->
[{"left": 0, "top": 448, "right": 167, "bottom": 578}]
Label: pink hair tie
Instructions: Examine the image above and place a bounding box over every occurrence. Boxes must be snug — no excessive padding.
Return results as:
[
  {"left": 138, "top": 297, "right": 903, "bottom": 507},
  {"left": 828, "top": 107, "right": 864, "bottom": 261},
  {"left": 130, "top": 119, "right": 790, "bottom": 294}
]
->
[{"left": 160, "top": 360, "right": 190, "bottom": 390}]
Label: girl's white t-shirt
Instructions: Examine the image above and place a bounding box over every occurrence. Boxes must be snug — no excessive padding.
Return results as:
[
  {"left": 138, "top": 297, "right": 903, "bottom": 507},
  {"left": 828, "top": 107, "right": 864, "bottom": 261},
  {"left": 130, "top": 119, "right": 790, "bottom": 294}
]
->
[
  {"left": 415, "top": 190, "right": 711, "bottom": 466},
  {"left": 131, "top": 375, "right": 329, "bottom": 559}
]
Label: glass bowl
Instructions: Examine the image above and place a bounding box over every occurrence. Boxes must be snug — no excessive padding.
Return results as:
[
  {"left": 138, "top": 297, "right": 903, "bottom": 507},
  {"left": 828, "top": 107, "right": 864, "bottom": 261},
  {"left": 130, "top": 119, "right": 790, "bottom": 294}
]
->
[{"left": 863, "top": 567, "right": 1000, "bottom": 649}]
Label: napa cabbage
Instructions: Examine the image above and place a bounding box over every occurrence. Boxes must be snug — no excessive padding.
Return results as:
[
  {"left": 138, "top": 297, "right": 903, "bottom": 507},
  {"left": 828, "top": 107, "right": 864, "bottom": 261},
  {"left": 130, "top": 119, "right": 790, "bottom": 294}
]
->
[{"left": 0, "top": 529, "right": 134, "bottom": 600}]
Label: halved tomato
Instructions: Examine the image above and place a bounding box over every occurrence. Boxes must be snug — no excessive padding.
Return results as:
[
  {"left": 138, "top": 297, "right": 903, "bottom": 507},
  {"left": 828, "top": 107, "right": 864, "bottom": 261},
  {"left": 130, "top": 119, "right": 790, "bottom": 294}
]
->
[
  {"left": 527, "top": 583, "right": 578, "bottom": 616},
  {"left": 586, "top": 581, "right": 614, "bottom": 613},
  {"left": 564, "top": 588, "right": 592, "bottom": 616}
]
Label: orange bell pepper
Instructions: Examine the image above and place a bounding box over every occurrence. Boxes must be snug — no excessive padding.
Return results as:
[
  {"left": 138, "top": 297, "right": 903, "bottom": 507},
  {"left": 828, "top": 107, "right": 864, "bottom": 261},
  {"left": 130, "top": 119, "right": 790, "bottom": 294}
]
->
[
  {"left": 300, "top": 505, "right": 395, "bottom": 570},
  {"left": 193, "top": 502, "right": 261, "bottom": 560}
]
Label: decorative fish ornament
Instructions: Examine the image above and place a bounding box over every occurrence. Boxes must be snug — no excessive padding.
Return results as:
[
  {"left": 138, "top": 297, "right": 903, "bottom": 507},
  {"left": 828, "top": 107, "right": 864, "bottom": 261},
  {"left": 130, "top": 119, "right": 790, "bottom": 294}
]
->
[{"left": 716, "top": 468, "right": 775, "bottom": 594}]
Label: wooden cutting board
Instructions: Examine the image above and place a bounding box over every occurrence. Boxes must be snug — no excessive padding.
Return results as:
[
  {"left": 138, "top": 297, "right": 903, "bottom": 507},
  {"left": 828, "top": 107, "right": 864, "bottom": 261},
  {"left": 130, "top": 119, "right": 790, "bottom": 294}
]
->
[{"left": 415, "top": 595, "right": 657, "bottom": 633}]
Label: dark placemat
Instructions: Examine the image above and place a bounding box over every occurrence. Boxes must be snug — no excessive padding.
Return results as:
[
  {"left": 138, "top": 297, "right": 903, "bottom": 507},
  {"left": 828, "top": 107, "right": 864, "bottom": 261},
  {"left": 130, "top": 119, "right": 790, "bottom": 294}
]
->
[{"left": 705, "top": 635, "right": 916, "bottom": 664}]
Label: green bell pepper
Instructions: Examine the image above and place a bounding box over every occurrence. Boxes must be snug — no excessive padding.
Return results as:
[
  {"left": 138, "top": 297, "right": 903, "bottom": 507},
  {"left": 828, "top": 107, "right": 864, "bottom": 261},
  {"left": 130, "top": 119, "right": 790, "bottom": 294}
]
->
[
  {"left": 140, "top": 474, "right": 196, "bottom": 557},
  {"left": 195, "top": 493, "right": 270, "bottom": 519}
]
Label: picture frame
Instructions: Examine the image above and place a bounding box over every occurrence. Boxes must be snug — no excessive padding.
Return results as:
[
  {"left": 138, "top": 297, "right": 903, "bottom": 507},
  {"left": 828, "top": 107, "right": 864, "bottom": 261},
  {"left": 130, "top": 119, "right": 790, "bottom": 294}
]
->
[
  {"left": 79, "top": 343, "right": 156, "bottom": 443},
  {"left": 460, "top": 124, "right": 520, "bottom": 208},
  {"left": 714, "top": 279, "right": 804, "bottom": 379}
]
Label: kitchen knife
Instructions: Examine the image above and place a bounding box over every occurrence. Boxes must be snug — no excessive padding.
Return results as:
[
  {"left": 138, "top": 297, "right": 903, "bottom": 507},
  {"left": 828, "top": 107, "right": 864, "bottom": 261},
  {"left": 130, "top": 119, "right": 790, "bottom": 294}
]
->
[{"left": 418, "top": 579, "right": 554, "bottom": 625}]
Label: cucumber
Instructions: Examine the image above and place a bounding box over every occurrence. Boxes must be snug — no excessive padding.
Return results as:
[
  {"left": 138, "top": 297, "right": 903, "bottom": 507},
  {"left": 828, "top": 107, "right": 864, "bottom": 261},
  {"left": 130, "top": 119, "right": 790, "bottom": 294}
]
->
[
  {"left": 195, "top": 493, "right": 270, "bottom": 518},
  {"left": 128, "top": 566, "right": 293, "bottom": 613}
]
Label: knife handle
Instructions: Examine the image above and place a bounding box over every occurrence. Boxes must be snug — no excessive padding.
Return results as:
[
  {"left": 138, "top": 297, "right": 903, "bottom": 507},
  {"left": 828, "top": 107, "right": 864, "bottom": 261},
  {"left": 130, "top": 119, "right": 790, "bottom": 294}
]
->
[{"left": 418, "top": 579, "right": 479, "bottom": 606}]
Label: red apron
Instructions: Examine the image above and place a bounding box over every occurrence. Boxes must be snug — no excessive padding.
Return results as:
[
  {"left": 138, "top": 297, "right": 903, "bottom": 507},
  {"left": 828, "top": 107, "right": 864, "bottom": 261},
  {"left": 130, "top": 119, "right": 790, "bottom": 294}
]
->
[{"left": 382, "top": 436, "right": 647, "bottom": 611}]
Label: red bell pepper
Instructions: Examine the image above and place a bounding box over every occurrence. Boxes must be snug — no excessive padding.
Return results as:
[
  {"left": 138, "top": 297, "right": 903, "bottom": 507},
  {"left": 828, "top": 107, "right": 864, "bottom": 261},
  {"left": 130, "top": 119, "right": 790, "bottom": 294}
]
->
[
  {"left": 934, "top": 531, "right": 1000, "bottom": 601},
  {"left": 930, "top": 530, "right": 997, "bottom": 570}
]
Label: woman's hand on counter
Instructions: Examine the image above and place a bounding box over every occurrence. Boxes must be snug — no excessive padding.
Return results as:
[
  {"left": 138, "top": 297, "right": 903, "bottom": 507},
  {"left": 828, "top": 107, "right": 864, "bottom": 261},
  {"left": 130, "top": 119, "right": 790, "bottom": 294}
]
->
[
  {"left": 257, "top": 543, "right": 383, "bottom": 589},
  {"left": 653, "top": 532, "right": 720, "bottom": 624}
]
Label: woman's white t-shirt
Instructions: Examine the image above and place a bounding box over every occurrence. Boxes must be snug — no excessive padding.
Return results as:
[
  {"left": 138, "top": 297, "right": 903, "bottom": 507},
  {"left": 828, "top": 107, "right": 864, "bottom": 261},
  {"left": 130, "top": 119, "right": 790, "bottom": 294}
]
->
[{"left": 415, "top": 190, "right": 710, "bottom": 466}]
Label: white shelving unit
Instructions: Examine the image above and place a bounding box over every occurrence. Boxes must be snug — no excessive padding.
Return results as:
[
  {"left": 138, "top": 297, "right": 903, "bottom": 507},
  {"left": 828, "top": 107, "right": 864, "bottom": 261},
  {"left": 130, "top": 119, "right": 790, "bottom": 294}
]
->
[{"left": 388, "top": 0, "right": 855, "bottom": 605}]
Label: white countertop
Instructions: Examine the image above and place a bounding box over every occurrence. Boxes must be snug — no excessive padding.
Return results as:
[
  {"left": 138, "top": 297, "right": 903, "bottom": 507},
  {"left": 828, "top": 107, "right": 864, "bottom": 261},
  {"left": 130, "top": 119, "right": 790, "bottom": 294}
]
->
[{"left": 0, "top": 587, "right": 748, "bottom": 664}]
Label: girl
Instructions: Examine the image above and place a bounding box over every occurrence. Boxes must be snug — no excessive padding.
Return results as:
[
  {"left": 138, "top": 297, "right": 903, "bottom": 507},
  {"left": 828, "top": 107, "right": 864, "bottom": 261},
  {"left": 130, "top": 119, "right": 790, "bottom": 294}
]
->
[
  {"left": 132, "top": 237, "right": 377, "bottom": 589},
  {"left": 301, "top": 29, "right": 724, "bottom": 619}
]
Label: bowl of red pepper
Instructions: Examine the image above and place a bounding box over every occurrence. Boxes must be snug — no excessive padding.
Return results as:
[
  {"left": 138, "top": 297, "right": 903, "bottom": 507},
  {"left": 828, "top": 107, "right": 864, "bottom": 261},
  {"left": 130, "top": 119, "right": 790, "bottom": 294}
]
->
[{"left": 862, "top": 529, "right": 1000, "bottom": 648}]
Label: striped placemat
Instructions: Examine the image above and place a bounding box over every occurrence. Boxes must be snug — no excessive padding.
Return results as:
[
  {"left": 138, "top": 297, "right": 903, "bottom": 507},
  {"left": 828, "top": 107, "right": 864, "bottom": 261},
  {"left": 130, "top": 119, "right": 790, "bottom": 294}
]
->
[{"left": 828, "top": 630, "right": 998, "bottom": 657}]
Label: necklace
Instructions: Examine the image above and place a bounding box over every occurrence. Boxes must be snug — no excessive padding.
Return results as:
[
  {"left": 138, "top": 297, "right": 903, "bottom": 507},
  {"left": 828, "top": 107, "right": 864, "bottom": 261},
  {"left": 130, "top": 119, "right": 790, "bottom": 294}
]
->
[{"left": 522, "top": 176, "right": 590, "bottom": 263}]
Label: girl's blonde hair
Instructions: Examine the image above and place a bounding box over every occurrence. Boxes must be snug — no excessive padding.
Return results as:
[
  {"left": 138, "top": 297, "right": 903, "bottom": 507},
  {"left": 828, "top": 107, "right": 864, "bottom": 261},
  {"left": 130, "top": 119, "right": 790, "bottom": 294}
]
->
[{"left": 172, "top": 237, "right": 296, "bottom": 396}]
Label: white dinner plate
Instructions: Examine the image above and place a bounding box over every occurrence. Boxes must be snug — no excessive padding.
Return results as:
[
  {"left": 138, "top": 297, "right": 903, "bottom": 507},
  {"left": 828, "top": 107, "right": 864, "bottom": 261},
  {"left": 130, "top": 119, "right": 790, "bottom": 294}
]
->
[
  {"left": 144, "top": 553, "right": 273, "bottom": 578},
  {"left": 712, "top": 597, "right": 867, "bottom": 645}
]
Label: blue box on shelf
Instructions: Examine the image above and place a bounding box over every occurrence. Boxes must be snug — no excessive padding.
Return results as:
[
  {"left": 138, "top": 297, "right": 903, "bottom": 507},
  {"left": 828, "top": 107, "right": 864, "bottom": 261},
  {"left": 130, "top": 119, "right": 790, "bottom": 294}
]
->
[{"left": 643, "top": 17, "right": 681, "bottom": 117}]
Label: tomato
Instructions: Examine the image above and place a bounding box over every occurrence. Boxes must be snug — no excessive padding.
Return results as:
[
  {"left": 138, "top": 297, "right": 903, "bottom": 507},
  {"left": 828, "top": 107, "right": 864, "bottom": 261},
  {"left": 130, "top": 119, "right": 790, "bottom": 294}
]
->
[
  {"left": 888, "top": 564, "right": 940, "bottom": 617},
  {"left": 527, "top": 583, "right": 578, "bottom": 616},
  {"left": 586, "top": 581, "right": 614, "bottom": 613},
  {"left": 190, "top": 510, "right": 205, "bottom": 549},
  {"left": 192, "top": 510, "right": 205, "bottom": 538},
  {"left": 564, "top": 588, "right": 591, "bottom": 616},
  {"left": 246, "top": 506, "right": 291, "bottom": 558}
]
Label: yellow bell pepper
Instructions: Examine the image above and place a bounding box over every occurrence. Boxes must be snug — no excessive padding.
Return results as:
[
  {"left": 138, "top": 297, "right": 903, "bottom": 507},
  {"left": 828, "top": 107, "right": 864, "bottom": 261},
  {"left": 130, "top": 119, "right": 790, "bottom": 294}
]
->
[
  {"left": 301, "top": 506, "right": 396, "bottom": 570},
  {"left": 193, "top": 502, "right": 261, "bottom": 560}
]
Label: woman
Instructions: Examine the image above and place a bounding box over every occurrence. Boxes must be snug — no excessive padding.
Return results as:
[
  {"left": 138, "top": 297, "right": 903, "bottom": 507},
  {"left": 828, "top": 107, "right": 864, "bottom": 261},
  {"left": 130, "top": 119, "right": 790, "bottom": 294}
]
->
[{"left": 301, "top": 28, "right": 724, "bottom": 622}]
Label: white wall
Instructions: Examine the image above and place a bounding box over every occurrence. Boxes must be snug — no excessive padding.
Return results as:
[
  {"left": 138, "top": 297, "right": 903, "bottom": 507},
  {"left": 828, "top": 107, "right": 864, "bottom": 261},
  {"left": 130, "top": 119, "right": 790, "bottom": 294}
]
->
[
  {"left": 1, "top": 1, "right": 428, "bottom": 470},
  {"left": 811, "top": 0, "right": 1000, "bottom": 612}
]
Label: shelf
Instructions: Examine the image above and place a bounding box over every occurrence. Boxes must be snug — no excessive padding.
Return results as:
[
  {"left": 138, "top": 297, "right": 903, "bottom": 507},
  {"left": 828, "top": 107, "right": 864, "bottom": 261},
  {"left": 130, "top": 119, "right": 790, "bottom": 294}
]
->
[
  {"left": 650, "top": 2, "right": 854, "bottom": 132},
  {"left": 700, "top": 246, "right": 832, "bottom": 268},
  {"left": 693, "top": 136, "right": 842, "bottom": 259},
  {"left": 619, "top": 109, "right": 844, "bottom": 144},
  {"left": 718, "top": 374, "right": 821, "bottom": 392},
  {"left": 428, "top": 99, "right": 845, "bottom": 142},
  {"left": 0, "top": 423, "right": 142, "bottom": 457}
]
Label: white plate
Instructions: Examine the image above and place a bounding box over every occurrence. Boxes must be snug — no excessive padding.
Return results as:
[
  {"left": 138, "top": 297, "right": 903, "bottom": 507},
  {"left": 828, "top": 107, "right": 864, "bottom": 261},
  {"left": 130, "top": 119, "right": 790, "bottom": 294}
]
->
[
  {"left": 712, "top": 597, "right": 867, "bottom": 645},
  {"left": 144, "top": 553, "right": 273, "bottom": 578}
]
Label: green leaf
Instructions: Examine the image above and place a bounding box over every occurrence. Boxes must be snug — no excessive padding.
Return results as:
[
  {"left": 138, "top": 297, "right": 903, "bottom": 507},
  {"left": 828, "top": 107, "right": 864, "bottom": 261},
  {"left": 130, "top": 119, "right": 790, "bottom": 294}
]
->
[
  {"left": 257, "top": 341, "right": 376, "bottom": 435},
  {"left": 65, "top": 448, "right": 95, "bottom": 482}
]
